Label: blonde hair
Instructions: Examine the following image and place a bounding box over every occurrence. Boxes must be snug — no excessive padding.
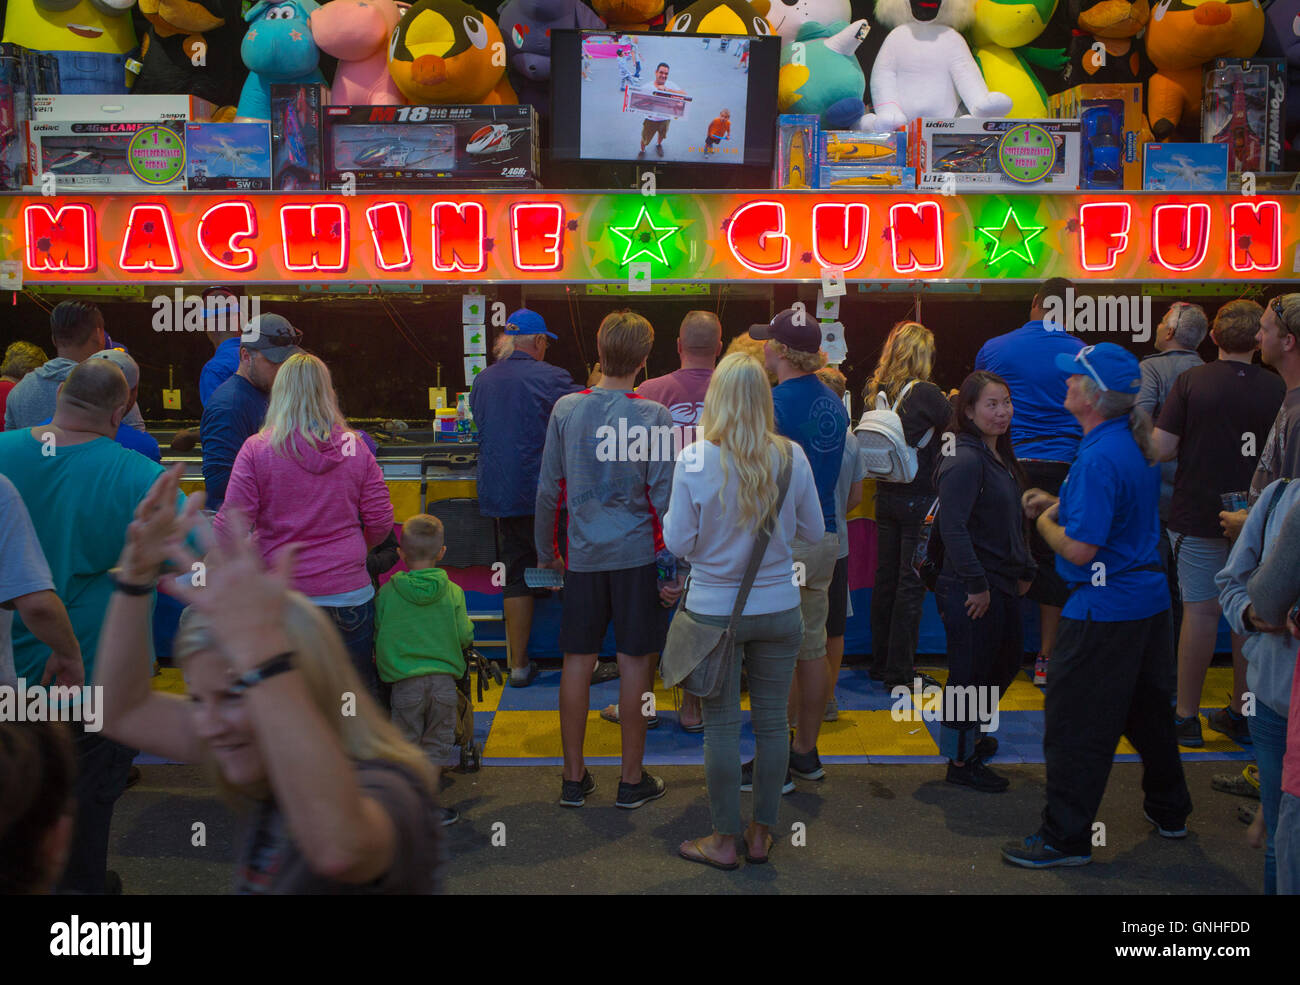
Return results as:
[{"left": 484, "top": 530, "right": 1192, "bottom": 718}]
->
[
  {"left": 174, "top": 596, "right": 436, "bottom": 802},
  {"left": 769, "top": 340, "right": 826, "bottom": 374},
  {"left": 261, "top": 353, "right": 347, "bottom": 461},
  {"left": 597, "top": 310, "right": 654, "bottom": 377},
  {"left": 400, "top": 513, "right": 445, "bottom": 561},
  {"left": 699, "top": 352, "right": 793, "bottom": 529},
  {"left": 867, "top": 321, "right": 935, "bottom": 404},
  {"left": 815, "top": 366, "right": 846, "bottom": 398},
  {"left": 1, "top": 341, "right": 47, "bottom": 380}
]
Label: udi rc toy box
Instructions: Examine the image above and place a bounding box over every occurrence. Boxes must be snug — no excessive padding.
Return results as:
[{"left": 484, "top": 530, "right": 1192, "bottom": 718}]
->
[
  {"left": 271, "top": 83, "right": 325, "bottom": 190},
  {"left": 322, "top": 104, "right": 539, "bottom": 190},
  {"left": 1049, "top": 83, "right": 1147, "bottom": 190},
  {"left": 1202, "top": 58, "right": 1286, "bottom": 173},
  {"left": 910, "top": 118, "right": 1081, "bottom": 191},
  {"left": 186, "top": 122, "right": 271, "bottom": 190},
  {"left": 32, "top": 93, "right": 215, "bottom": 122},
  {"left": 26, "top": 120, "right": 187, "bottom": 190}
]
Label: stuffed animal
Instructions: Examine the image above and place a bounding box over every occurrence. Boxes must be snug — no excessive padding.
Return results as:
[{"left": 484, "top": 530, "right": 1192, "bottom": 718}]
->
[
  {"left": 1260, "top": 0, "right": 1300, "bottom": 151},
  {"left": 388, "top": 0, "right": 517, "bottom": 103},
  {"left": 3, "top": 0, "right": 137, "bottom": 93},
  {"left": 591, "top": 0, "right": 665, "bottom": 31},
  {"left": 128, "top": 0, "right": 247, "bottom": 117},
  {"left": 311, "top": 0, "right": 406, "bottom": 104},
  {"left": 861, "top": 0, "right": 1013, "bottom": 129},
  {"left": 766, "top": 0, "right": 850, "bottom": 43},
  {"left": 666, "top": 0, "right": 773, "bottom": 34},
  {"left": 778, "top": 19, "right": 874, "bottom": 128},
  {"left": 236, "top": 0, "right": 327, "bottom": 121},
  {"left": 1057, "top": 0, "right": 1148, "bottom": 90},
  {"left": 967, "top": 0, "right": 1066, "bottom": 117},
  {"left": 500, "top": 0, "right": 606, "bottom": 116},
  {"left": 1146, "top": 0, "right": 1264, "bottom": 139}
]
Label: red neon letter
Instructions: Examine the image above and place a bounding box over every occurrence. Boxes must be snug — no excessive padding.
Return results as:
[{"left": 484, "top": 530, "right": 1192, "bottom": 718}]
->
[
  {"left": 1077, "top": 201, "right": 1132, "bottom": 272},
  {"left": 366, "top": 202, "right": 413, "bottom": 272},
  {"left": 23, "top": 203, "right": 96, "bottom": 273},
  {"left": 1151, "top": 204, "right": 1211, "bottom": 272},
  {"left": 118, "top": 203, "right": 182, "bottom": 273},
  {"left": 889, "top": 202, "right": 944, "bottom": 274},
  {"left": 431, "top": 201, "right": 487, "bottom": 273},
  {"left": 198, "top": 201, "right": 258, "bottom": 272},
  {"left": 511, "top": 203, "right": 565, "bottom": 272},
  {"left": 279, "top": 203, "right": 349, "bottom": 273},
  {"left": 811, "top": 203, "right": 869, "bottom": 272},
  {"left": 1230, "top": 200, "right": 1282, "bottom": 272},
  {"left": 725, "top": 201, "right": 789, "bottom": 274}
]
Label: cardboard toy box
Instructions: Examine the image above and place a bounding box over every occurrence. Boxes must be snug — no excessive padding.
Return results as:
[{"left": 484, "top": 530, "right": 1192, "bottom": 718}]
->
[
  {"left": 816, "top": 165, "right": 916, "bottom": 189},
  {"left": 26, "top": 120, "right": 187, "bottom": 190},
  {"left": 270, "top": 83, "right": 325, "bottom": 190},
  {"left": 1049, "top": 83, "right": 1147, "bottom": 190},
  {"left": 1, "top": 44, "right": 30, "bottom": 190},
  {"left": 910, "top": 118, "right": 1081, "bottom": 191},
  {"left": 1143, "top": 142, "right": 1228, "bottom": 191},
  {"left": 1202, "top": 58, "right": 1286, "bottom": 173},
  {"left": 186, "top": 122, "right": 271, "bottom": 190},
  {"left": 774, "top": 114, "right": 818, "bottom": 189},
  {"left": 32, "top": 93, "right": 216, "bottom": 122},
  {"left": 322, "top": 104, "right": 539, "bottom": 190}
]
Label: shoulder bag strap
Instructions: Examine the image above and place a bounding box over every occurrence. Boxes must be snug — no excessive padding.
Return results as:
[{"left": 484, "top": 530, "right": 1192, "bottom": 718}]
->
[
  {"left": 891, "top": 379, "right": 919, "bottom": 414},
  {"left": 727, "top": 451, "right": 795, "bottom": 629}
]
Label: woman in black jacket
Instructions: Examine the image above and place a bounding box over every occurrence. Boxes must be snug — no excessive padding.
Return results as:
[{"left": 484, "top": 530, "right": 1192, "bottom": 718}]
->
[{"left": 934, "top": 371, "right": 1036, "bottom": 792}]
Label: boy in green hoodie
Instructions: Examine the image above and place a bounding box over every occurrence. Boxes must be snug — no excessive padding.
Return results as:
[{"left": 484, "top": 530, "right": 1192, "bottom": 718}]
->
[{"left": 376, "top": 514, "right": 474, "bottom": 824}]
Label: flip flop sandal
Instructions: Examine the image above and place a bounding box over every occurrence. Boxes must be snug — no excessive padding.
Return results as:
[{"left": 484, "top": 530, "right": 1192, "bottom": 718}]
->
[
  {"left": 744, "top": 831, "right": 774, "bottom": 865},
  {"left": 679, "top": 839, "right": 739, "bottom": 871},
  {"left": 599, "top": 704, "right": 660, "bottom": 728},
  {"left": 1237, "top": 803, "right": 1259, "bottom": 825},
  {"left": 680, "top": 717, "right": 705, "bottom": 733}
]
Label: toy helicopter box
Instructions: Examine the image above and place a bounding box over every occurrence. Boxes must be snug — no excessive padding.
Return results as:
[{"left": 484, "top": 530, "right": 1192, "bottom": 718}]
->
[
  {"left": 910, "top": 118, "right": 1081, "bottom": 190},
  {"left": 1143, "top": 143, "right": 1228, "bottom": 191},
  {"left": 25, "top": 120, "right": 187, "bottom": 190},
  {"left": 774, "top": 114, "right": 818, "bottom": 189},
  {"left": 1, "top": 44, "right": 31, "bottom": 190},
  {"left": 32, "top": 93, "right": 216, "bottom": 122},
  {"left": 186, "top": 122, "right": 271, "bottom": 190},
  {"left": 1049, "top": 84, "right": 1146, "bottom": 189},
  {"left": 1202, "top": 58, "right": 1286, "bottom": 174},
  {"left": 270, "top": 83, "right": 325, "bottom": 190},
  {"left": 322, "top": 104, "right": 539, "bottom": 190}
]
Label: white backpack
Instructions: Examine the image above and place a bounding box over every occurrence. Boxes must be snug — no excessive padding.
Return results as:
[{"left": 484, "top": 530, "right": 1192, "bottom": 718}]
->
[{"left": 853, "top": 380, "right": 934, "bottom": 483}]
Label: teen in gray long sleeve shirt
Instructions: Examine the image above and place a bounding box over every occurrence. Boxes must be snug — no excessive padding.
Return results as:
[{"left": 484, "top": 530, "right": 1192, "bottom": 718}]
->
[{"left": 1248, "top": 494, "right": 1300, "bottom": 628}]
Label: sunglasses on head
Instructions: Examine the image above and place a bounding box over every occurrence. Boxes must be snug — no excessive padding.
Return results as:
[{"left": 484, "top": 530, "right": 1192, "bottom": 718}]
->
[
  {"left": 1074, "top": 345, "right": 1109, "bottom": 392},
  {"left": 1270, "top": 296, "right": 1299, "bottom": 335}
]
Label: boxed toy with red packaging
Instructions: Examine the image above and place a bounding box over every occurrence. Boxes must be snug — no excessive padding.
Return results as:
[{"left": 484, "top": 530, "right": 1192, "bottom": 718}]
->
[
  {"left": 1202, "top": 58, "right": 1286, "bottom": 173},
  {"left": 26, "top": 120, "right": 187, "bottom": 190},
  {"left": 1049, "top": 83, "right": 1147, "bottom": 190}
]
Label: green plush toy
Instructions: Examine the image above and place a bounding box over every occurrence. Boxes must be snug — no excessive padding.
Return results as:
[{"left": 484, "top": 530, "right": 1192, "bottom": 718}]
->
[
  {"left": 778, "top": 19, "right": 872, "bottom": 129},
  {"left": 967, "top": 0, "right": 1066, "bottom": 118}
]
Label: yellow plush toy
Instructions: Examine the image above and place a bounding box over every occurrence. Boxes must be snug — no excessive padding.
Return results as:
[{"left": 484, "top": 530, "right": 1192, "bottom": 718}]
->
[
  {"left": 967, "top": 0, "right": 1065, "bottom": 118},
  {"left": 388, "top": 0, "right": 518, "bottom": 104}
]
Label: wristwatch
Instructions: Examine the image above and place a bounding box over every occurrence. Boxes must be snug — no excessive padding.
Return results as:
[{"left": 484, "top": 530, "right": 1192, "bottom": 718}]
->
[{"left": 229, "top": 653, "right": 296, "bottom": 694}]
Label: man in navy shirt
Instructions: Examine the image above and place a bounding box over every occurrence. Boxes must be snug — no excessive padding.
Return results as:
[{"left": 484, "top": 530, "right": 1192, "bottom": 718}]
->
[
  {"left": 200, "top": 313, "right": 303, "bottom": 511},
  {"left": 1004, "top": 343, "right": 1191, "bottom": 868},
  {"left": 199, "top": 287, "right": 246, "bottom": 407},
  {"left": 976, "top": 277, "right": 1086, "bottom": 686},
  {"left": 470, "top": 309, "right": 581, "bottom": 687}
]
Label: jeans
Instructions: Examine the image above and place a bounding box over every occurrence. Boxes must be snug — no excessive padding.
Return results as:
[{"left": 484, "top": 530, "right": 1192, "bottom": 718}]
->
[
  {"left": 1279, "top": 793, "right": 1300, "bottom": 895},
  {"left": 692, "top": 605, "right": 803, "bottom": 835},
  {"left": 870, "top": 492, "right": 929, "bottom": 685},
  {"left": 51, "top": 52, "right": 128, "bottom": 95},
  {"left": 321, "top": 600, "right": 381, "bottom": 706},
  {"left": 57, "top": 724, "right": 137, "bottom": 894},
  {"left": 1250, "top": 701, "right": 1288, "bottom": 895}
]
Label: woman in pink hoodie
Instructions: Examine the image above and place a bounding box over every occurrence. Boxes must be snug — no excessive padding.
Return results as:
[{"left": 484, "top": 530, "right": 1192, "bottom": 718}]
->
[{"left": 215, "top": 354, "right": 394, "bottom": 701}]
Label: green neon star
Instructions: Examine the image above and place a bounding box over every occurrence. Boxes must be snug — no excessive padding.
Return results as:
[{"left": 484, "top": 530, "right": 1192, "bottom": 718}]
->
[
  {"left": 608, "top": 204, "right": 680, "bottom": 267},
  {"left": 976, "top": 206, "right": 1045, "bottom": 266}
]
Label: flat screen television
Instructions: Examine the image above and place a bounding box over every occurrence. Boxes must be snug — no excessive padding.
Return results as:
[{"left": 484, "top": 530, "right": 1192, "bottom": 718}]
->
[{"left": 550, "top": 29, "right": 781, "bottom": 180}]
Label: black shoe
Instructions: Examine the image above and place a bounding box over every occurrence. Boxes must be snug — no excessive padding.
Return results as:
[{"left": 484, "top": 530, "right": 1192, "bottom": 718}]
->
[
  {"left": 440, "top": 807, "right": 461, "bottom": 827},
  {"left": 1001, "top": 834, "right": 1090, "bottom": 868},
  {"left": 788, "top": 746, "right": 825, "bottom": 780},
  {"left": 1206, "top": 707, "right": 1252, "bottom": 745},
  {"left": 591, "top": 661, "right": 620, "bottom": 685},
  {"left": 1143, "top": 810, "right": 1188, "bottom": 839},
  {"left": 559, "top": 769, "right": 596, "bottom": 808},
  {"left": 740, "top": 758, "right": 795, "bottom": 794},
  {"left": 1174, "top": 713, "right": 1204, "bottom": 748},
  {"left": 616, "top": 770, "right": 666, "bottom": 809},
  {"left": 975, "top": 735, "right": 999, "bottom": 760},
  {"left": 946, "top": 758, "right": 1009, "bottom": 792}
]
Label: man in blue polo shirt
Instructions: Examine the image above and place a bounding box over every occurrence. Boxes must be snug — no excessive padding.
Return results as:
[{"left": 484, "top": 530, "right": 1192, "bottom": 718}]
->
[
  {"left": 976, "top": 277, "right": 1086, "bottom": 685},
  {"left": 470, "top": 309, "right": 581, "bottom": 687},
  {"left": 198, "top": 288, "right": 246, "bottom": 406},
  {"left": 1003, "top": 343, "right": 1192, "bottom": 868}
]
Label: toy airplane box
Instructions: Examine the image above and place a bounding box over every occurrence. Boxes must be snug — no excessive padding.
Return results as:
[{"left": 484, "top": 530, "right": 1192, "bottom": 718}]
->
[
  {"left": 910, "top": 118, "right": 1081, "bottom": 191},
  {"left": 774, "top": 114, "right": 818, "bottom": 189},
  {"left": 1202, "top": 58, "right": 1286, "bottom": 174},
  {"left": 322, "top": 104, "right": 539, "bottom": 190},
  {"left": 1049, "top": 83, "right": 1146, "bottom": 190},
  {"left": 26, "top": 120, "right": 187, "bottom": 190},
  {"left": 186, "top": 122, "right": 271, "bottom": 190},
  {"left": 32, "top": 93, "right": 216, "bottom": 122},
  {"left": 1143, "top": 142, "right": 1229, "bottom": 191},
  {"left": 270, "top": 83, "right": 325, "bottom": 191}
]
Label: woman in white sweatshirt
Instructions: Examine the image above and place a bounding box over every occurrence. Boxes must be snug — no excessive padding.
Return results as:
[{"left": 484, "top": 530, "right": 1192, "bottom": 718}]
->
[{"left": 664, "top": 353, "right": 824, "bottom": 869}]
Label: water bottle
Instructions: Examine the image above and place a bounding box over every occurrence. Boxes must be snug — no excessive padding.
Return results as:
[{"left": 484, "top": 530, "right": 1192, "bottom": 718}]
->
[
  {"left": 656, "top": 548, "right": 677, "bottom": 607},
  {"left": 456, "top": 393, "right": 471, "bottom": 444}
]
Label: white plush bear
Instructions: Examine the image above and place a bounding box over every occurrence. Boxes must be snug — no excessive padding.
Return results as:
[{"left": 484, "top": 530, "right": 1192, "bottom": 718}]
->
[
  {"left": 767, "top": 0, "right": 852, "bottom": 45},
  {"left": 860, "top": 0, "right": 1012, "bottom": 131}
]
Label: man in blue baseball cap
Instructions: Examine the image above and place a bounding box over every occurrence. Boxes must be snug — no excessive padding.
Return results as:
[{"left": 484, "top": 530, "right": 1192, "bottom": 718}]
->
[
  {"left": 1004, "top": 342, "right": 1192, "bottom": 869},
  {"left": 470, "top": 309, "right": 579, "bottom": 687}
]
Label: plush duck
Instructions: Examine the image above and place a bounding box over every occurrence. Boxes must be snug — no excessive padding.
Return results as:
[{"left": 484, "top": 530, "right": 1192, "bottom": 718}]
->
[
  {"left": 311, "top": 0, "right": 406, "bottom": 104},
  {"left": 128, "top": 0, "right": 247, "bottom": 117},
  {"left": 388, "top": 0, "right": 517, "bottom": 103},
  {"left": 666, "top": 0, "right": 774, "bottom": 34},
  {"left": 779, "top": 18, "right": 874, "bottom": 127},
  {"left": 236, "top": 0, "right": 326, "bottom": 121},
  {"left": 967, "top": 0, "right": 1066, "bottom": 117}
]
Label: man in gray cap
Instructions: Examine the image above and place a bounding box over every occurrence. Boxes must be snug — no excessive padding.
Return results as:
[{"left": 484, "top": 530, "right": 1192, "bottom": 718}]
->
[
  {"left": 86, "top": 349, "right": 161, "bottom": 462},
  {"left": 200, "top": 313, "right": 303, "bottom": 511}
]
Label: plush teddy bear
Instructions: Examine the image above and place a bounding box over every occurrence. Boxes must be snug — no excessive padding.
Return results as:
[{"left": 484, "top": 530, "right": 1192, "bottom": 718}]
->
[
  {"left": 778, "top": 19, "right": 874, "bottom": 128},
  {"left": 1146, "top": 0, "right": 1264, "bottom": 139},
  {"left": 666, "top": 0, "right": 773, "bottom": 34},
  {"left": 236, "top": 0, "right": 327, "bottom": 121},
  {"left": 967, "top": 0, "right": 1067, "bottom": 117},
  {"left": 311, "top": 0, "right": 406, "bottom": 105},
  {"left": 591, "top": 0, "right": 665, "bottom": 31},
  {"left": 127, "top": 0, "right": 247, "bottom": 117},
  {"left": 500, "top": 0, "right": 606, "bottom": 116},
  {"left": 1260, "top": 0, "right": 1300, "bottom": 151},
  {"left": 861, "top": 0, "right": 1012, "bottom": 129},
  {"left": 388, "top": 0, "right": 517, "bottom": 103}
]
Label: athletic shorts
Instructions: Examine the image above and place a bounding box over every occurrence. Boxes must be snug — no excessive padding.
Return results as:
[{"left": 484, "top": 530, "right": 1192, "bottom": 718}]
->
[
  {"left": 1167, "top": 530, "right": 1229, "bottom": 604},
  {"left": 1020, "top": 459, "right": 1071, "bottom": 608},
  {"left": 793, "top": 532, "right": 839, "bottom": 661},
  {"left": 826, "top": 556, "right": 849, "bottom": 639},
  {"left": 496, "top": 515, "right": 543, "bottom": 599},
  {"left": 559, "top": 563, "right": 670, "bottom": 657},
  {"left": 642, "top": 118, "right": 670, "bottom": 143}
]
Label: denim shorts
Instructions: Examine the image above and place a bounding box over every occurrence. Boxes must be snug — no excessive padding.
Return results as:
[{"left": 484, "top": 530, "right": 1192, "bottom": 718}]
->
[{"left": 1167, "top": 530, "right": 1229, "bottom": 603}]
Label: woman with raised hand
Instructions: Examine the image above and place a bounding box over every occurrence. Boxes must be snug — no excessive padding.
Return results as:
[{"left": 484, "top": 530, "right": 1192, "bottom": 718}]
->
[{"left": 97, "top": 466, "right": 441, "bottom": 893}]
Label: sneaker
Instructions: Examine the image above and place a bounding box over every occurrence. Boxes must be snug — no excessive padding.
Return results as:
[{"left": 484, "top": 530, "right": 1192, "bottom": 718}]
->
[
  {"left": 591, "top": 661, "right": 620, "bottom": 685},
  {"left": 1033, "top": 654, "right": 1048, "bottom": 686},
  {"left": 788, "top": 746, "right": 825, "bottom": 781},
  {"left": 1174, "top": 713, "right": 1204, "bottom": 748},
  {"left": 616, "top": 770, "right": 666, "bottom": 809},
  {"left": 1206, "top": 707, "right": 1252, "bottom": 745},
  {"left": 1211, "top": 764, "right": 1261, "bottom": 799},
  {"left": 946, "top": 758, "right": 1009, "bottom": 792},
  {"left": 740, "top": 759, "right": 795, "bottom": 794},
  {"left": 559, "top": 769, "right": 596, "bottom": 808},
  {"left": 440, "top": 807, "right": 461, "bottom": 827},
  {"left": 1143, "top": 810, "right": 1188, "bottom": 839},
  {"left": 975, "top": 735, "right": 999, "bottom": 760},
  {"left": 1001, "top": 834, "right": 1091, "bottom": 868},
  {"left": 508, "top": 662, "right": 540, "bottom": 688},
  {"left": 823, "top": 698, "right": 839, "bottom": 722}
]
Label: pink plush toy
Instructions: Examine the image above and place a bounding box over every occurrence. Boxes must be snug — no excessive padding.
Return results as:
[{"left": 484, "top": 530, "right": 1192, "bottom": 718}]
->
[{"left": 311, "top": 0, "right": 407, "bottom": 104}]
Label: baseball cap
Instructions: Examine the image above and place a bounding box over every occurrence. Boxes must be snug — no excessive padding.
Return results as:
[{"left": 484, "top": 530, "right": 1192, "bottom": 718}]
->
[
  {"left": 503, "top": 308, "right": 558, "bottom": 340},
  {"left": 748, "top": 307, "right": 822, "bottom": 354},
  {"left": 88, "top": 347, "right": 139, "bottom": 389},
  {"left": 241, "top": 313, "right": 304, "bottom": 364},
  {"left": 1054, "top": 342, "right": 1141, "bottom": 395}
]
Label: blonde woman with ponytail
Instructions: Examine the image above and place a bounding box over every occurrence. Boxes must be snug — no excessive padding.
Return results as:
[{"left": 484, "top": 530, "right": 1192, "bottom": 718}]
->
[{"left": 663, "top": 353, "right": 824, "bottom": 869}]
